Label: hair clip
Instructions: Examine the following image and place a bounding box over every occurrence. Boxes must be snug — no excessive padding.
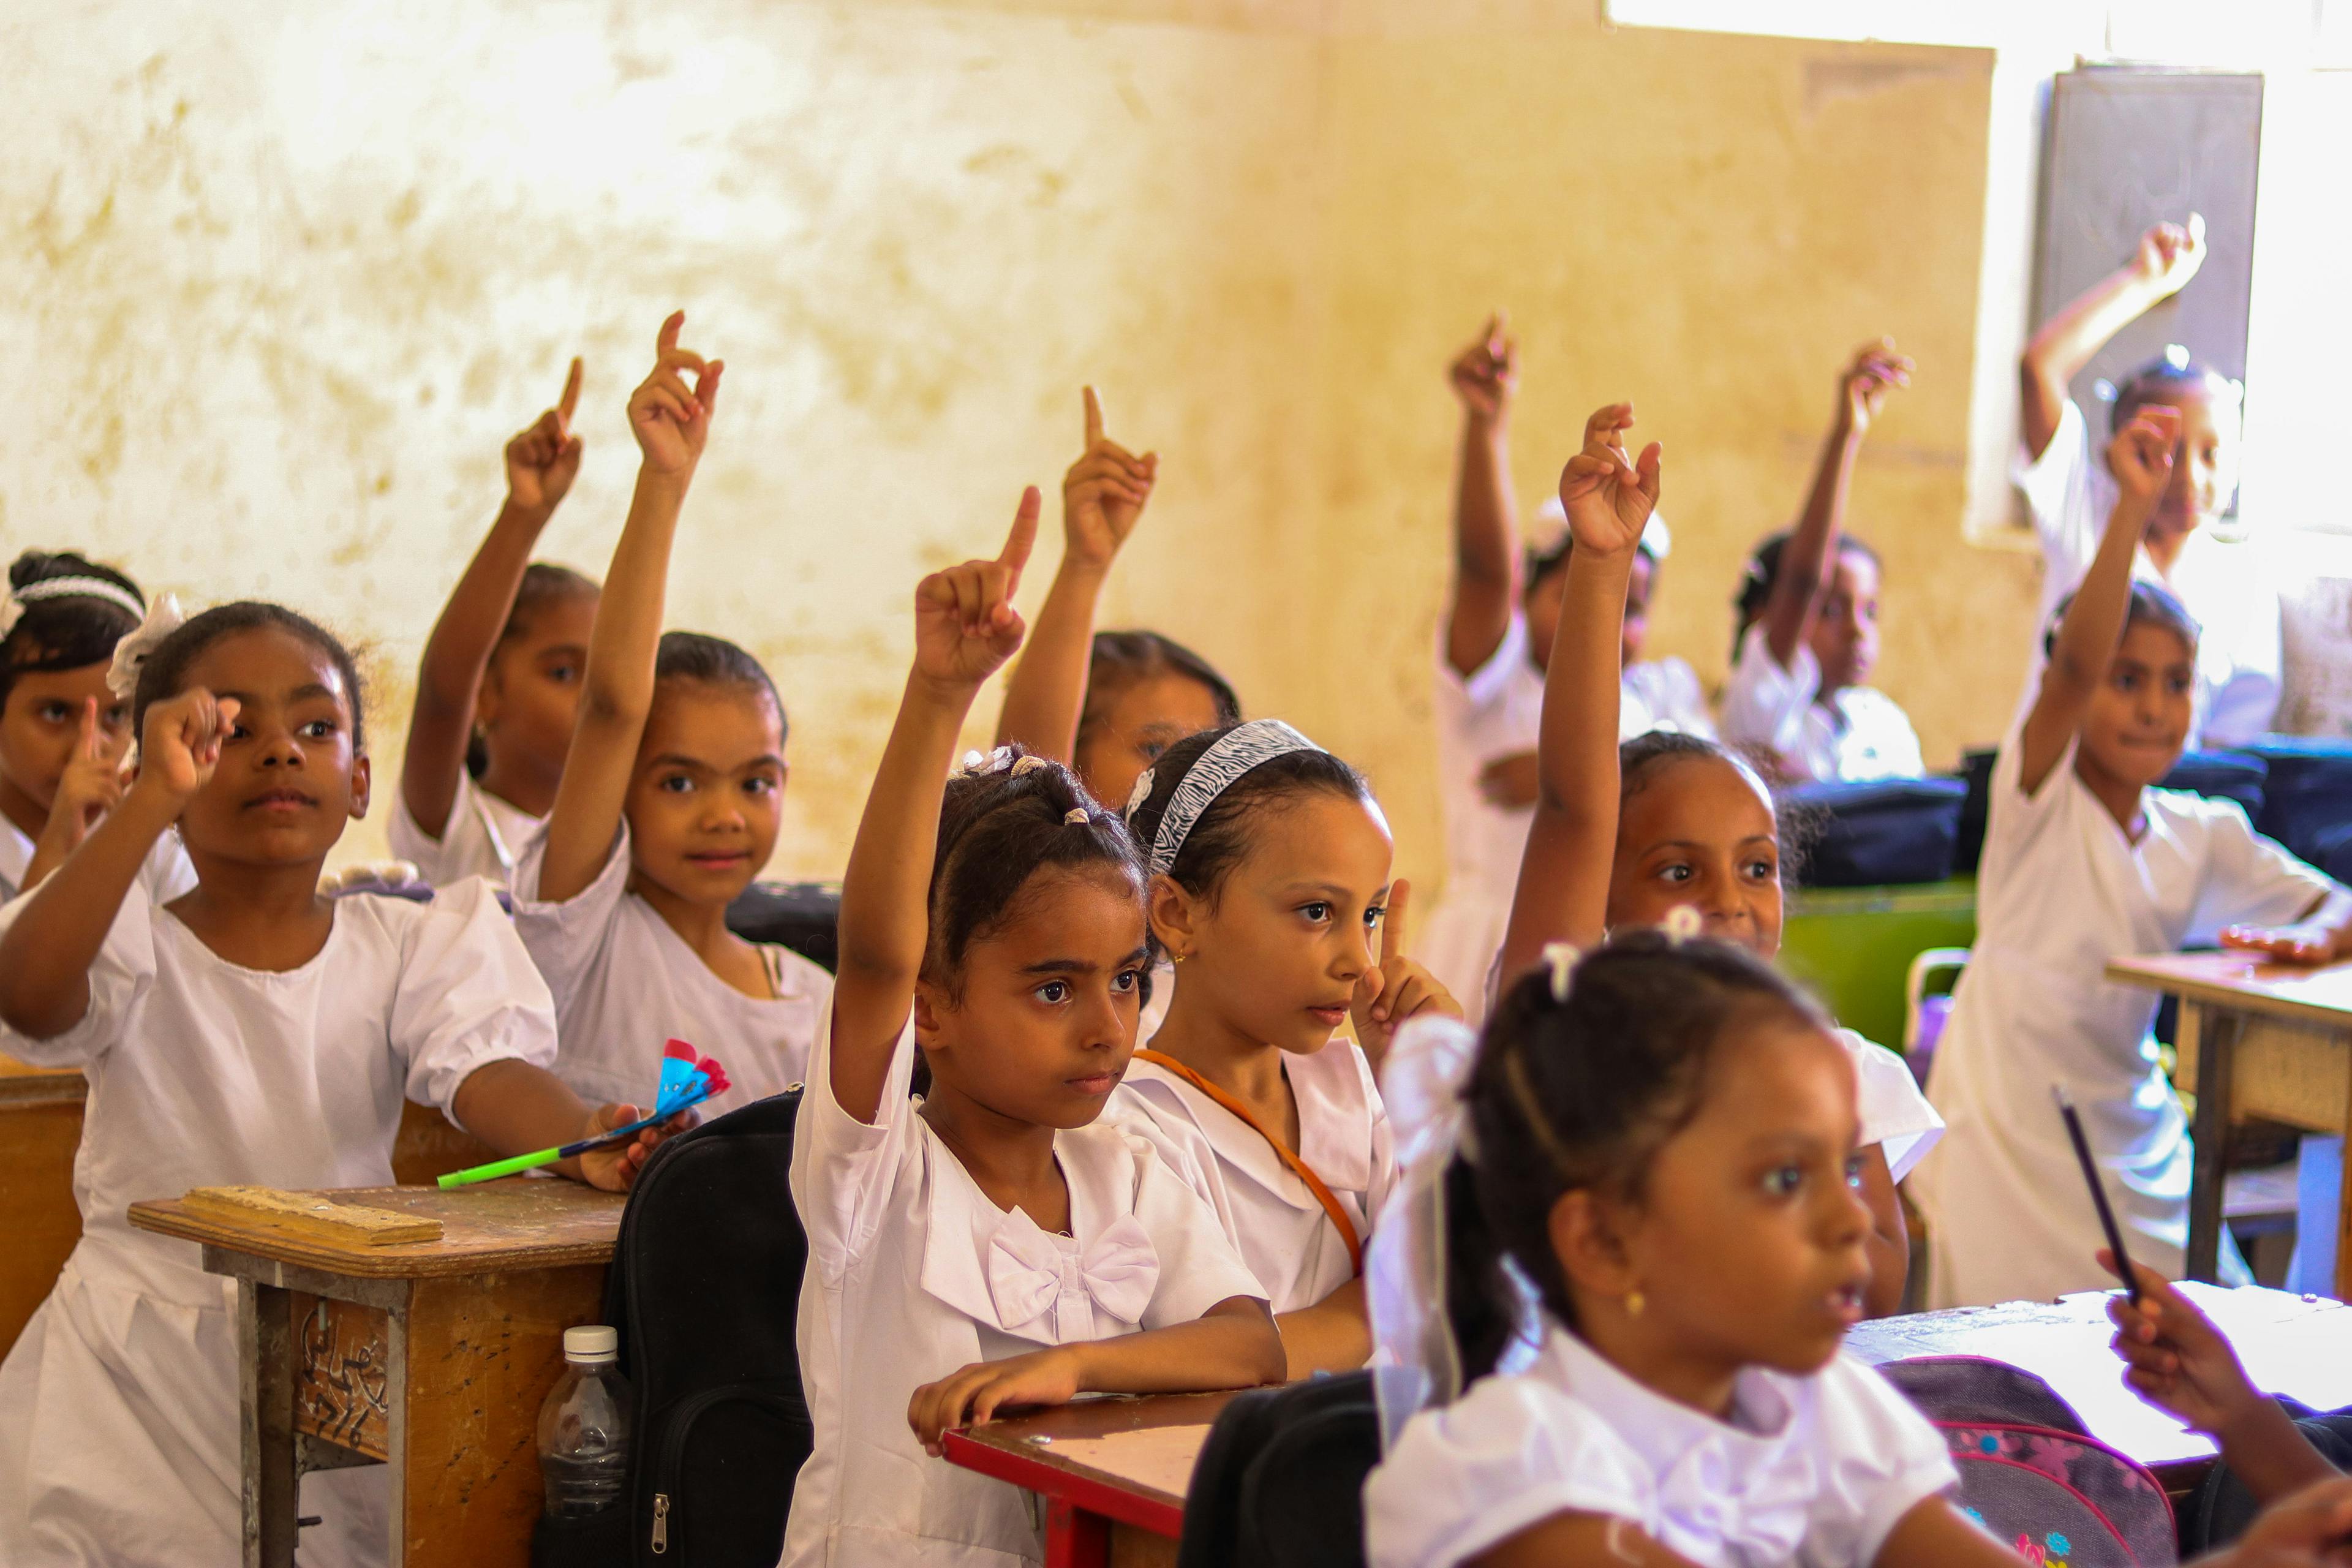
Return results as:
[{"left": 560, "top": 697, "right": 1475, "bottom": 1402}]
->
[
  {"left": 105, "top": 592, "right": 185, "bottom": 702},
  {"left": 1063, "top": 807, "right": 1088, "bottom": 825},
  {"left": 1661, "top": 905, "right": 1703, "bottom": 944},
  {"left": 1542, "top": 941, "right": 1581, "bottom": 1001},
  {"left": 1012, "top": 755, "right": 1050, "bottom": 777},
  {"left": 1125, "top": 767, "right": 1156, "bottom": 817},
  {"left": 2162, "top": 342, "right": 2192, "bottom": 372}
]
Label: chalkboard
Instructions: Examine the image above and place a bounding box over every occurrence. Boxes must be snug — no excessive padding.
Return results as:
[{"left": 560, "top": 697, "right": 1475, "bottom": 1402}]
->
[{"left": 2032, "top": 68, "right": 2263, "bottom": 456}]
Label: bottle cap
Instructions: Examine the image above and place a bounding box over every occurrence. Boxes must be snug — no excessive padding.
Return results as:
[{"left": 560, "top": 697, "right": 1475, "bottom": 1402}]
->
[{"left": 564, "top": 1325, "right": 619, "bottom": 1363}]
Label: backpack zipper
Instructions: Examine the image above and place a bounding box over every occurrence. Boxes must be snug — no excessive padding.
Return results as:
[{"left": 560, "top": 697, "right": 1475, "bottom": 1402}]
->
[{"left": 651, "top": 1492, "right": 669, "bottom": 1555}]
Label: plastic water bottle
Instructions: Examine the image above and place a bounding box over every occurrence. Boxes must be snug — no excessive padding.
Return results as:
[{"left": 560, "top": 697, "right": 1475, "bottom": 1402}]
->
[{"left": 538, "top": 1325, "right": 631, "bottom": 1519}]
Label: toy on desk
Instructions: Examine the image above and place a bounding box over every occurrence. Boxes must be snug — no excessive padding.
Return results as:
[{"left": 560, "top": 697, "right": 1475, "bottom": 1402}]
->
[
  {"left": 436, "top": 1040, "right": 731, "bottom": 1189},
  {"left": 2054, "top": 1084, "right": 2141, "bottom": 1305}
]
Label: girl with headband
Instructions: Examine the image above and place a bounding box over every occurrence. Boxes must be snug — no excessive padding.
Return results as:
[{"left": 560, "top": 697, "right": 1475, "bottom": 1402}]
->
[
  {"left": 1114, "top": 718, "right": 1461, "bottom": 1378},
  {"left": 0, "top": 550, "right": 193, "bottom": 905}
]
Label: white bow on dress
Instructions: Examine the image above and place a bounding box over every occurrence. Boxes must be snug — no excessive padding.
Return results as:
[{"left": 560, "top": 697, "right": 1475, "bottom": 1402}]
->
[{"left": 985, "top": 1213, "right": 1160, "bottom": 1342}]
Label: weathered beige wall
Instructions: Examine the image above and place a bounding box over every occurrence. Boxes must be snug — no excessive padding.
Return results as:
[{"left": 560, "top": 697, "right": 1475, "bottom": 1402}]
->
[{"left": 0, "top": 0, "right": 2035, "bottom": 897}]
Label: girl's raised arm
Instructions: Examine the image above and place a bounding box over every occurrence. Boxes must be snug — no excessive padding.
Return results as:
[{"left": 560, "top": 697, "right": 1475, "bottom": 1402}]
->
[
  {"left": 1758, "top": 342, "right": 1909, "bottom": 673},
  {"left": 831, "top": 489, "right": 1039, "bottom": 1123},
  {"left": 993, "top": 388, "right": 1156, "bottom": 766},
  {"left": 2020, "top": 215, "right": 2204, "bottom": 462},
  {"left": 1495, "top": 404, "right": 1660, "bottom": 986},
  {"left": 1444, "top": 315, "right": 1522, "bottom": 679},
  {"left": 400, "top": 360, "right": 583, "bottom": 841},
  {"left": 534, "top": 315, "right": 720, "bottom": 905},
  {"left": 2016, "top": 405, "right": 2178, "bottom": 794}
]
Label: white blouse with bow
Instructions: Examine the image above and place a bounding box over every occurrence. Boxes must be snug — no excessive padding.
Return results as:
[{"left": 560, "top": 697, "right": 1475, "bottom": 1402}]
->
[{"left": 785, "top": 1022, "right": 1266, "bottom": 1568}]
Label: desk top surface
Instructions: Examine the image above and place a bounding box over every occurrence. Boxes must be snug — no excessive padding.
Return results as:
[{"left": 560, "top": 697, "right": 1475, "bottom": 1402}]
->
[
  {"left": 945, "top": 1389, "right": 1241, "bottom": 1531},
  {"left": 0, "top": 1057, "right": 85, "bottom": 1107},
  {"left": 129, "top": 1178, "right": 624, "bottom": 1278},
  {"left": 2107, "top": 952, "right": 2352, "bottom": 1027}
]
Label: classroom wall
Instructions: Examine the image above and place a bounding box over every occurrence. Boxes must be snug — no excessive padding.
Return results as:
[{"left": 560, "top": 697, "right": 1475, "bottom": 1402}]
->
[{"left": 0, "top": 0, "right": 2037, "bottom": 897}]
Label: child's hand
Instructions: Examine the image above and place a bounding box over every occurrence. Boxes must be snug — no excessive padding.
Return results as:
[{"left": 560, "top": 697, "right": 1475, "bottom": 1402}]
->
[
  {"left": 1477, "top": 748, "right": 1541, "bottom": 809},
  {"left": 1061, "top": 387, "right": 1157, "bottom": 572},
  {"left": 572, "top": 1101, "right": 698, "bottom": 1193},
  {"left": 1448, "top": 314, "right": 1518, "bottom": 424},
  {"left": 50, "top": 699, "right": 130, "bottom": 850},
  {"left": 1351, "top": 880, "right": 1462, "bottom": 1068},
  {"left": 907, "top": 1346, "right": 1083, "bottom": 1456},
  {"left": 1835, "top": 339, "right": 1913, "bottom": 439},
  {"left": 1557, "top": 402, "right": 1662, "bottom": 556},
  {"left": 134, "top": 689, "right": 238, "bottom": 808},
  {"left": 628, "top": 312, "right": 723, "bottom": 478},
  {"left": 505, "top": 356, "right": 585, "bottom": 517},
  {"left": 2226, "top": 1476, "right": 2352, "bottom": 1566},
  {"left": 2130, "top": 213, "right": 2208, "bottom": 300},
  {"left": 2222, "top": 922, "right": 2348, "bottom": 966},
  {"left": 2108, "top": 404, "right": 2182, "bottom": 511},
  {"left": 913, "top": 487, "right": 1039, "bottom": 692},
  {"left": 2102, "top": 1251, "right": 2267, "bottom": 1436}
]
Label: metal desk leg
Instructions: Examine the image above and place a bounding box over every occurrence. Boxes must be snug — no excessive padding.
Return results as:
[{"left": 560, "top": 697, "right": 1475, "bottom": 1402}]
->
[
  {"left": 1044, "top": 1498, "right": 1112, "bottom": 1568},
  {"left": 2187, "top": 1006, "right": 2241, "bottom": 1284},
  {"left": 239, "top": 1281, "right": 300, "bottom": 1568}
]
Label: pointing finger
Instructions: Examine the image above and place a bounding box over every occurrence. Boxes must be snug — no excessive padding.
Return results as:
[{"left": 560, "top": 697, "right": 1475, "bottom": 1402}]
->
[
  {"left": 1083, "top": 386, "right": 1105, "bottom": 448},
  {"left": 557, "top": 356, "right": 583, "bottom": 428},
  {"left": 998, "top": 486, "right": 1041, "bottom": 575},
  {"left": 78, "top": 698, "right": 103, "bottom": 758},
  {"left": 1384, "top": 878, "right": 1413, "bottom": 963},
  {"left": 656, "top": 311, "right": 684, "bottom": 357}
]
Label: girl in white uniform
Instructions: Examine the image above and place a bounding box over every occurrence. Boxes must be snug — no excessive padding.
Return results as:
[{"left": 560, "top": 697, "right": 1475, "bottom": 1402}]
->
[
  {"left": 391, "top": 363, "right": 601, "bottom": 888},
  {"left": 1721, "top": 342, "right": 1923, "bottom": 785},
  {"left": 1426, "top": 319, "right": 1704, "bottom": 1020},
  {"left": 511, "top": 315, "right": 831, "bottom": 1116},
  {"left": 1494, "top": 403, "right": 1940, "bottom": 1316},
  {"left": 0, "top": 598, "right": 677, "bottom": 1568},
  {"left": 0, "top": 552, "right": 194, "bottom": 905},
  {"left": 1911, "top": 405, "right": 2351, "bottom": 1309},
  {"left": 1362, "top": 938, "right": 1974, "bottom": 1568},
  {"left": 788, "top": 489, "right": 1280, "bottom": 1567},
  {"left": 1111, "top": 718, "right": 1458, "bottom": 1375}
]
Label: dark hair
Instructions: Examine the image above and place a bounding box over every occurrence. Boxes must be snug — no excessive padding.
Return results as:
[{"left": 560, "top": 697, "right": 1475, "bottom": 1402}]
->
[
  {"left": 1730, "top": 530, "right": 1882, "bottom": 663},
  {"left": 1617, "top": 731, "right": 1815, "bottom": 890},
  {"left": 132, "top": 602, "right": 368, "bottom": 751},
  {"left": 1446, "top": 933, "right": 1828, "bottom": 1379},
  {"left": 2041, "top": 581, "right": 2203, "bottom": 659},
  {"left": 468, "top": 562, "right": 602, "bottom": 777},
  {"left": 1, "top": 551, "right": 145, "bottom": 712},
  {"left": 1079, "top": 631, "right": 1243, "bottom": 750},
  {"left": 1123, "top": 724, "right": 1373, "bottom": 902},
  {"left": 654, "top": 631, "right": 788, "bottom": 742},
  {"left": 2111, "top": 353, "right": 2239, "bottom": 438}
]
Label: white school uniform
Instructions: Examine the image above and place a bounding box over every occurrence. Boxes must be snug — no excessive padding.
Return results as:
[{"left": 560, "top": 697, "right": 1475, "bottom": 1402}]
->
[
  {"left": 1106, "top": 1039, "right": 1396, "bottom": 1314},
  {"left": 1720, "top": 624, "right": 1923, "bottom": 784},
  {"left": 1425, "top": 614, "right": 1716, "bottom": 1020},
  {"left": 1365, "top": 1325, "right": 1956, "bottom": 1568},
  {"left": 1909, "top": 729, "right": 2334, "bottom": 1308},
  {"left": 387, "top": 771, "right": 541, "bottom": 888},
  {"left": 1841, "top": 1030, "right": 1942, "bottom": 1183},
  {"left": 2016, "top": 399, "right": 2282, "bottom": 748},
  {"left": 0, "top": 880, "right": 557, "bottom": 1568},
  {"left": 0, "top": 814, "right": 195, "bottom": 907},
  {"left": 785, "top": 1021, "right": 1266, "bottom": 1567},
  {"left": 511, "top": 823, "right": 831, "bottom": 1117}
]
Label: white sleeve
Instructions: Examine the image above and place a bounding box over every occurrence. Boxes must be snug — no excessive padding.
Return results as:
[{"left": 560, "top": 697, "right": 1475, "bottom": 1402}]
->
[
  {"left": 2017, "top": 399, "right": 2099, "bottom": 572},
  {"left": 1363, "top": 1376, "right": 1653, "bottom": 1568},
  {"left": 2185, "top": 805, "right": 2337, "bottom": 947},
  {"left": 1361, "top": 1052, "right": 1401, "bottom": 1229},
  {"left": 1447, "top": 614, "right": 1533, "bottom": 714},
  {"left": 1839, "top": 1031, "right": 1943, "bottom": 1183},
  {"left": 508, "top": 820, "right": 632, "bottom": 1009},
  {"left": 386, "top": 883, "right": 560, "bottom": 1125},
  {"left": 788, "top": 1016, "right": 919, "bottom": 1283},
  {"left": 1656, "top": 658, "right": 1717, "bottom": 740},
  {"left": 1979, "top": 724, "right": 2076, "bottom": 883},
  {"left": 1799, "top": 1358, "right": 1960, "bottom": 1568},
  {"left": 138, "top": 837, "right": 199, "bottom": 905},
  {"left": 1856, "top": 695, "right": 1925, "bottom": 780},
  {"left": 1719, "top": 622, "right": 1819, "bottom": 761},
  {"left": 1126, "top": 1133, "right": 1270, "bottom": 1325},
  {"left": 0, "top": 884, "right": 154, "bottom": 1068},
  {"left": 1101, "top": 1088, "right": 1243, "bottom": 1251}
]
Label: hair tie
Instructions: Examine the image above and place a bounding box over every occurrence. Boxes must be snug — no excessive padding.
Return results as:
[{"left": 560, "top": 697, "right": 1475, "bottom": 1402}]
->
[
  {"left": 1542, "top": 941, "right": 1581, "bottom": 1002},
  {"left": 956, "top": 746, "right": 1019, "bottom": 778},
  {"left": 105, "top": 592, "right": 184, "bottom": 702},
  {"left": 0, "top": 575, "right": 148, "bottom": 642},
  {"left": 1063, "top": 807, "right": 1088, "bottom": 826},
  {"left": 1012, "top": 755, "right": 1050, "bottom": 777},
  {"left": 1144, "top": 719, "right": 1320, "bottom": 878}
]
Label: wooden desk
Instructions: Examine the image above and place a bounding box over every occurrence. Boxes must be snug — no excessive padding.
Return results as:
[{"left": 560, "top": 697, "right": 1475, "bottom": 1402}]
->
[
  {"left": 0, "top": 1059, "right": 86, "bottom": 1360},
  {"left": 130, "top": 1179, "right": 623, "bottom": 1568},
  {"left": 944, "top": 1389, "right": 1240, "bottom": 1568},
  {"left": 2107, "top": 952, "right": 2352, "bottom": 1295}
]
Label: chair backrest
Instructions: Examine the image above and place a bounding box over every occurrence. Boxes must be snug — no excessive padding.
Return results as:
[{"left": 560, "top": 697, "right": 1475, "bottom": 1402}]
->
[
  {"left": 1785, "top": 777, "right": 1969, "bottom": 889},
  {"left": 725, "top": 881, "right": 841, "bottom": 971},
  {"left": 2158, "top": 750, "right": 2268, "bottom": 823},
  {"left": 1179, "top": 1371, "right": 1377, "bottom": 1568},
  {"left": 2246, "top": 738, "right": 2352, "bottom": 865}
]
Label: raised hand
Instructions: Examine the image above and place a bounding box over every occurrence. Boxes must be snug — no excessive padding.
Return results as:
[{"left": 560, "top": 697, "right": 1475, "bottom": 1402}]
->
[
  {"left": 505, "top": 356, "right": 586, "bottom": 516},
  {"left": 1061, "top": 386, "right": 1157, "bottom": 571},
  {"left": 1557, "top": 402, "right": 1661, "bottom": 556},
  {"left": 628, "top": 312, "right": 723, "bottom": 477},
  {"left": 134, "top": 689, "right": 238, "bottom": 807},
  {"left": 2108, "top": 404, "right": 2182, "bottom": 511},
  {"left": 1448, "top": 313, "right": 1518, "bottom": 424},
  {"left": 49, "top": 699, "right": 130, "bottom": 850},
  {"left": 913, "top": 488, "right": 1039, "bottom": 691},
  {"left": 1349, "top": 880, "right": 1461, "bottom": 1069},
  {"left": 1836, "top": 339, "right": 1914, "bottom": 439},
  {"left": 2131, "top": 213, "right": 2208, "bottom": 301}
]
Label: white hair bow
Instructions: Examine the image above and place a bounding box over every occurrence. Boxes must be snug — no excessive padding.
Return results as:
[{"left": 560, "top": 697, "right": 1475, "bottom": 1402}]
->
[{"left": 105, "top": 593, "right": 185, "bottom": 702}]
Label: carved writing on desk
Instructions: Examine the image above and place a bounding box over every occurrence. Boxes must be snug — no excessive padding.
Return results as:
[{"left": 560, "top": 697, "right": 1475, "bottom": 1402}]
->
[{"left": 293, "top": 1294, "right": 392, "bottom": 1461}]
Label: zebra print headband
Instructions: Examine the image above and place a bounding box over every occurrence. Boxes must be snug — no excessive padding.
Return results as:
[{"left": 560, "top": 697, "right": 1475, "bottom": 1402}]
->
[{"left": 1128, "top": 718, "right": 1321, "bottom": 878}]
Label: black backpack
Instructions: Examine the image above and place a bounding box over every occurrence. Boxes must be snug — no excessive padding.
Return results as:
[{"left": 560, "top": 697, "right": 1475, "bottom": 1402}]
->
[
  {"left": 1178, "top": 1371, "right": 1377, "bottom": 1568},
  {"left": 1785, "top": 777, "right": 1969, "bottom": 888},
  {"left": 532, "top": 1088, "right": 813, "bottom": 1568},
  {"left": 2245, "top": 737, "right": 2352, "bottom": 865}
]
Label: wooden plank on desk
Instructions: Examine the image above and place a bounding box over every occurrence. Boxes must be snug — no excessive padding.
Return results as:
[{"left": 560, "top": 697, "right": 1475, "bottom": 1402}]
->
[
  {"left": 2108, "top": 953, "right": 2352, "bottom": 1028},
  {"left": 185, "top": 1186, "right": 445, "bottom": 1246},
  {"left": 130, "top": 1180, "right": 623, "bottom": 1278}
]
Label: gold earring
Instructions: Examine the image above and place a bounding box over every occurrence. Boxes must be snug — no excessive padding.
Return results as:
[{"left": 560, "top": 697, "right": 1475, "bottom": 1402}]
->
[
  {"left": 1169, "top": 951, "right": 1186, "bottom": 965},
  {"left": 1624, "top": 1287, "right": 1646, "bottom": 1319}
]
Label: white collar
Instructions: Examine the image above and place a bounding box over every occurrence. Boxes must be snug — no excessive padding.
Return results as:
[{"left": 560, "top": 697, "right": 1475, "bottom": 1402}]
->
[{"left": 1126, "top": 1041, "right": 1376, "bottom": 1204}]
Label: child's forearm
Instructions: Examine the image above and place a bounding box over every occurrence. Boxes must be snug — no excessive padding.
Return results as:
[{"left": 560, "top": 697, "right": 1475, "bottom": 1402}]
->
[
  {"left": 1274, "top": 1278, "right": 1371, "bottom": 1379},
  {"left": 402, "top": 501, "right": 552, "bottom": 835},
  {"left": 2019, "top": 486, "right": 2152, "bottom": 790},
  {"left": 1446, "top": 415, "right": 1519, "bottom": 675},
  {"left": 2213, "top": 1397, "right": 2345, "bottom": 1506},
  {"left": 2022, "top": 266, "right": 2168, "bottom": 459},
  {"left": 993, "top": 559, "right": 1107, "bottom": 764},
  {"left": 1070, "top": 1298, "right": 1286, "bottom": 1395},
  {"left": 450, "top": 1058, "right": 599, "bottom": 1180},
  {"left": 1760, "top": 418, "right": 1863, "bottom": 669},
  {"left": 0, "top": 785, "right": 177, "bottom": 1038}
]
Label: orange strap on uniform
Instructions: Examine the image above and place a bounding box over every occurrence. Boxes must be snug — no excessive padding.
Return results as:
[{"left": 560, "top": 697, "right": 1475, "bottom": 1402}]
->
[{"left": 1133, "top": 1050, "right": 1363, "bottom": 1277}]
